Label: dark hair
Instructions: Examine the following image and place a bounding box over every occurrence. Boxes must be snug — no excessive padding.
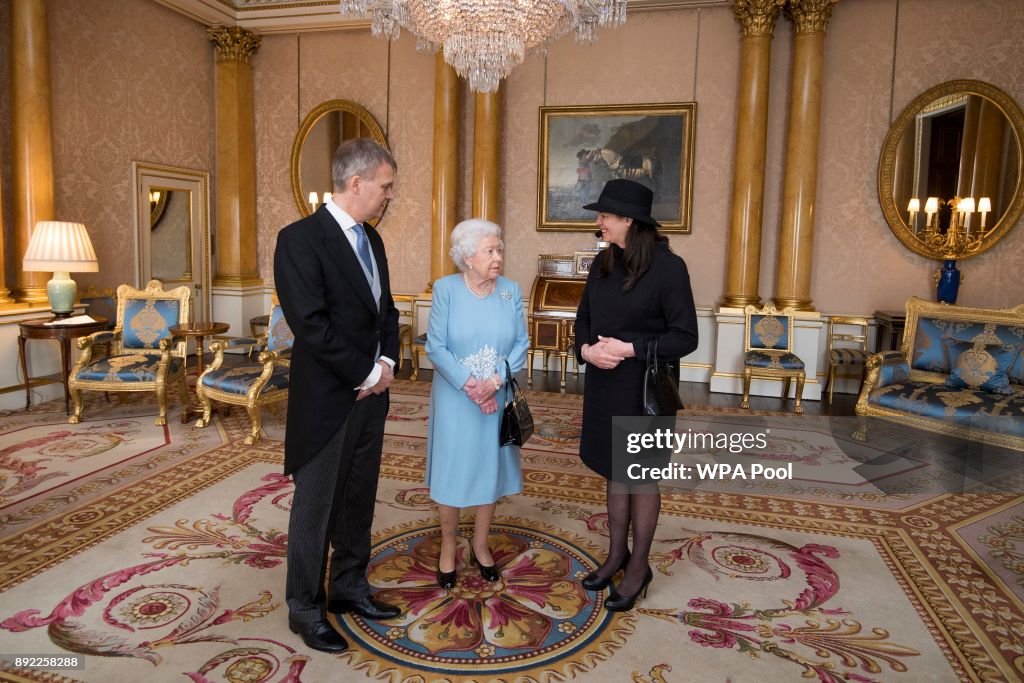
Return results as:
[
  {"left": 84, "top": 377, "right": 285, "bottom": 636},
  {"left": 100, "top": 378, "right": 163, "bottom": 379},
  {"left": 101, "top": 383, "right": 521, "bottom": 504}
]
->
[{"left": 595, "top": 219, "right": 668, "bottom": 291}]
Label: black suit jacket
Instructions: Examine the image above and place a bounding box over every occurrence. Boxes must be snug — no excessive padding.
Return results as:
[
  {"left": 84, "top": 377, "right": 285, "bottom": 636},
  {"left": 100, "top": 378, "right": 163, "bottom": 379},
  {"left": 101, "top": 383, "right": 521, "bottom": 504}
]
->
[{"left": 273, "top": 205, "right": 399, "bottom": 475}]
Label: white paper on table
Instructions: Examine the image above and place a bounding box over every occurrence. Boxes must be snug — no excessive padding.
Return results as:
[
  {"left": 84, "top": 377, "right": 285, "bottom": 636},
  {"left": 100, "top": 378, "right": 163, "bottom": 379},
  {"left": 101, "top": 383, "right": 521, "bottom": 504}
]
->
[{"left": 45, "top": 315, "right": 98, "bottom": 326}]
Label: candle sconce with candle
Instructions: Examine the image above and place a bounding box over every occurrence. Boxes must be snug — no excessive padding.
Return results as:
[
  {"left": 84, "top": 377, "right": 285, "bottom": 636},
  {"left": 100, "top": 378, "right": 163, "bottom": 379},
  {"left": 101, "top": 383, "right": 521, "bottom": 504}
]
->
[{"left": 878, "top": 79, "right": 1024, "bottom": 304}]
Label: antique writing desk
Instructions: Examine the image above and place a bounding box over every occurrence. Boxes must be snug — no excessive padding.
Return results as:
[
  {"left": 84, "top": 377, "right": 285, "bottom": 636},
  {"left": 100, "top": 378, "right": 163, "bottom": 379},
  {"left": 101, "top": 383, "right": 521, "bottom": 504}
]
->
[{"left": 526, "top": 252, "right": 598, "bottom": 387}]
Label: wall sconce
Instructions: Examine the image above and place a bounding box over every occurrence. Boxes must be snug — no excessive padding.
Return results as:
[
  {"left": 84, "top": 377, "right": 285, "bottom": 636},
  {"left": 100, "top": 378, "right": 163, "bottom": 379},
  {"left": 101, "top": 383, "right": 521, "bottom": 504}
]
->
[{"left": 22, "top": 221, "right": 100, "bottom": 318}]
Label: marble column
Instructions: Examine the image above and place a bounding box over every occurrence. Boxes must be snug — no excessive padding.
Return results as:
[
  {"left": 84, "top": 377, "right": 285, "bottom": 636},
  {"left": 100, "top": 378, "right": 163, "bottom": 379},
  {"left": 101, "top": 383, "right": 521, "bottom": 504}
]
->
[
  {"left": 430, "top": 54, "right": 460, "bottom": 284},
  {"left": 773, "top": 0, "right": 838, "bottom": 311},
  {"left": 10, "top": 0, "right": 54, "bottom": 305},
  {"left": 720, "top": 0, "right": 786, "bottom": 308},
  {"left": 207, "top": 26, "right": 262, "bottom": 289},
  {"left": 472, "top": 90, "right": 500, "bottom": 223}
]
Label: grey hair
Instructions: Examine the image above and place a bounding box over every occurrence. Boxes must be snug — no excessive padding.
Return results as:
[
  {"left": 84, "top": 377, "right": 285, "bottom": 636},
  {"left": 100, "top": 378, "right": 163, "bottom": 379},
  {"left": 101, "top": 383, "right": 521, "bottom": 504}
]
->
[
  {"left": 449, "top": 219, "right": 503, "bottom": 272},
  {"left": 332, "top": 138, "right": 397, "bottom": 192}
]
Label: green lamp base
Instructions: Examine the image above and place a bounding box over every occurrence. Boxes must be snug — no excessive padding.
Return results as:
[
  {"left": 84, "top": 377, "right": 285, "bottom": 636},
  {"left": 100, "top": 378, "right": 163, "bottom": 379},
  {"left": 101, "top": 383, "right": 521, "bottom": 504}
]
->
[{"left": 47, "top": 271, "right": 78, "bottom": 318}]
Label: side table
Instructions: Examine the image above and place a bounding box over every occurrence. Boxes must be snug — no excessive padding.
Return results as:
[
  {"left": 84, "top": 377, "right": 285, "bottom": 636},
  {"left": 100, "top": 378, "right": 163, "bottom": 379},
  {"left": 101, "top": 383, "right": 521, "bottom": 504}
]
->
[
  {"left": 170, "top": 321, "right": 230, "bottom": 422},
  {"left": 19, "top": 316, "right": 110, "bottom": 414},
  {"left": 874, "top": 310, "right": 907, "bottom": 353}
]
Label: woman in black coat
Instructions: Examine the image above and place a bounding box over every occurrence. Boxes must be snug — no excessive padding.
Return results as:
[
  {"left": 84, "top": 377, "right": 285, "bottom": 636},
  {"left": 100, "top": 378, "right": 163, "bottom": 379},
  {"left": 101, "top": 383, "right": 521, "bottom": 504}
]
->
[{"left": 574, "top": 179, "right": 699, "bottom": 611}]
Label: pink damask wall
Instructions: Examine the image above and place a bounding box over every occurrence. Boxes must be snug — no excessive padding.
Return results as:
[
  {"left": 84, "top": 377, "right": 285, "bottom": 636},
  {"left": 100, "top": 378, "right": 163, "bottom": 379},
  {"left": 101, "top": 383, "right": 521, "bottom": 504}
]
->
[
  {"left": 41, "top": 0, "right": 214, "bottom": 290},
  {"left": 8, "top": 0, "right": 1023, "bottom": 311}
]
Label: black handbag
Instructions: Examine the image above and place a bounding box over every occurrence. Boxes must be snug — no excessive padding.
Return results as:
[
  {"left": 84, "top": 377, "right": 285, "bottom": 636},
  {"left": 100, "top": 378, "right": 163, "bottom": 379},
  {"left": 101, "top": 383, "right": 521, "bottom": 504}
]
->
[
  {"left": 643, "top": 340, "right": 683, "bottom": 416},
  {"left": 500, "top": 360, "right": 534, "bottom": 447}
]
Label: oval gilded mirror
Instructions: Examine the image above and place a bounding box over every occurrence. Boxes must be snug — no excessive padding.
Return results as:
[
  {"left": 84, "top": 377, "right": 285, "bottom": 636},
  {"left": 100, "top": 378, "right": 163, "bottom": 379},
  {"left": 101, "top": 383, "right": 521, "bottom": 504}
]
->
[
  {"left": 290, "top": 99, "right": 389, "bottom": 219},
  {"left": 878, "top": 79, "right": 1024, "bottom": 260}
]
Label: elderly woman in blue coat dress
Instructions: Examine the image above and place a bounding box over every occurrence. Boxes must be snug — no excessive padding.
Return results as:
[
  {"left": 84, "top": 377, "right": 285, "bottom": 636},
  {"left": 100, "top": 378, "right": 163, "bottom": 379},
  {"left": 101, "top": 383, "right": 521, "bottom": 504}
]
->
[{"left": 425, "top": 218, "right": 530, "bottom": 588}]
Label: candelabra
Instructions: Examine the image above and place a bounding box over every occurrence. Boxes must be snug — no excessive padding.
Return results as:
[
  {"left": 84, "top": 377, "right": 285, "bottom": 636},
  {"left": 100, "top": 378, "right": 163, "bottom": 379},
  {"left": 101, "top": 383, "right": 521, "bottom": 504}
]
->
[{"left": 909, "top": 196, "right": 990, "bottom": 260}]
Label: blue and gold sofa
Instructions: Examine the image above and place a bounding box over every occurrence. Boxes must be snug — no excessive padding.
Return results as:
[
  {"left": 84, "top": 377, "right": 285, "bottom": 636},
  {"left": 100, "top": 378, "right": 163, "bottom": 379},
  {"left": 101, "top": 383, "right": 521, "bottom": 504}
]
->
[{"left": 856, "top": 297, "right": 1024, "bottom": 451}]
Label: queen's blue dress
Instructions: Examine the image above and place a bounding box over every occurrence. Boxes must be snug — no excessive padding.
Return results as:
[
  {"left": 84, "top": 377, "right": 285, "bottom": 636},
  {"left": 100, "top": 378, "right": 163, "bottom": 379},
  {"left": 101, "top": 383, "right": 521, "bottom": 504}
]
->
[{"left": 425, "top": 274, "right": 530, "bottom": 507}]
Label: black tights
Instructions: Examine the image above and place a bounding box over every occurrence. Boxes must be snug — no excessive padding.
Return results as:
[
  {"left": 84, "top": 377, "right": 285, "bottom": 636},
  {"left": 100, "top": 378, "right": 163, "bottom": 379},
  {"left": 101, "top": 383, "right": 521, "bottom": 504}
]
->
[{"left": 594, "top": 479, "right": 661, "bottom": 595}]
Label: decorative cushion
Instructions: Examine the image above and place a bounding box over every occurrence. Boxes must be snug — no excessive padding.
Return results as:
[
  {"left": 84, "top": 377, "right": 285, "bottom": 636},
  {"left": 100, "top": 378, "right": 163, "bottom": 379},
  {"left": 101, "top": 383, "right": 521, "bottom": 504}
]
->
[
  {"left": 943, "top": 339, "right": 1022, "bottom": 395},
  {"left": 74, "top": 354, "right": 184, "bottom": 383},
  {"left": 121, "top": 298, "right": 181, "bottom": 349},
  {"left": 201, "top": 364, "right": 289, "bottom": 395},
  {"left": 744, "top": 350, "right": 804, "bottom": 370},
  {"left": 828, "top": 348, "right": 869, "bottom": 365},
  {"left": 877, "top": 359, "right": 911, "bottom": 388},
  {"left": 749, "top": 315, "right": 789, "bottom": 350}
]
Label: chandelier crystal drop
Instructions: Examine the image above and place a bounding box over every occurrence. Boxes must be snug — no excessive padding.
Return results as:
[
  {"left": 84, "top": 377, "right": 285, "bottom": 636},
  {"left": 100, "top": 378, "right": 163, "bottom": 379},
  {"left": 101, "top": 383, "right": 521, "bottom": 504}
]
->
[{"left": 339, "top": 0, "right": 628, "bottom": 93}]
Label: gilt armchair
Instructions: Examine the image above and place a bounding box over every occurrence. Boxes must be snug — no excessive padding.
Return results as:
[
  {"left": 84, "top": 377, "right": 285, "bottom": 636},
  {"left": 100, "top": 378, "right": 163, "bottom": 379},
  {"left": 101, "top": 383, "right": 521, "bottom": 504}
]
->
[
  {"left": 195, "top": 295, "right": 293, "bottom": 444},
  {"left": 68, "top": 279, "right": 190, "bottom": 425}
]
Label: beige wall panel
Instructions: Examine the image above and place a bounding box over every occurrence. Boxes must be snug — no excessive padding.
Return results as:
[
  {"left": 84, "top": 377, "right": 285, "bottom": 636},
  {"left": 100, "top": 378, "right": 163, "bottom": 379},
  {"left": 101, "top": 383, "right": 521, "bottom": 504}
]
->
[
  {"left": 757, "top": 16, "right": 793, "bottom": 304},
  {"left": 811, "top": 0, "right": 912, "bottom": 314},
  {"left": 253, "top": 34, "right": 299, "bottom": 287},
  {"left": 379, "top": 36, "right": 434, "bottom": 294},
  {"left": 687, "top": 7, "right": 740, "bottom": 307},
  {"left": 46, "top": 0, "right": 213, "bottom": 290},
  {"left": 889, "top": 0, "right": 1024, "bottom": 309}
]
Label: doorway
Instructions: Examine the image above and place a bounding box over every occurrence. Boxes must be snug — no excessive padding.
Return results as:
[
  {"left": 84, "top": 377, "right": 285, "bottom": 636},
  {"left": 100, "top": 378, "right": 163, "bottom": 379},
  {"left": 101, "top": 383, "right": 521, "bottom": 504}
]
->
[{"left": 131, "top": 162, "right": 211, "bottom": 322}]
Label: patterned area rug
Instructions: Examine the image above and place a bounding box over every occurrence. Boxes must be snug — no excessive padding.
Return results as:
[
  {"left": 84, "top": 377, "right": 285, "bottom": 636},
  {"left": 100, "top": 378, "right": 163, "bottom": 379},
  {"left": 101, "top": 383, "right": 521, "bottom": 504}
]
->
[{"left": 0, "top": 381, "right": 1021, "bottom": 682}]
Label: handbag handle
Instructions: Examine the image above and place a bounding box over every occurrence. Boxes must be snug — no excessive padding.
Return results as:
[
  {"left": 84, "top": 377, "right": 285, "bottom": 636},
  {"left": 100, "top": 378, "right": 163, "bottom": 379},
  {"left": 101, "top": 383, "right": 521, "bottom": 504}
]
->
[{"left": 646, "top": 339, "right": 659, "bottom": 366}]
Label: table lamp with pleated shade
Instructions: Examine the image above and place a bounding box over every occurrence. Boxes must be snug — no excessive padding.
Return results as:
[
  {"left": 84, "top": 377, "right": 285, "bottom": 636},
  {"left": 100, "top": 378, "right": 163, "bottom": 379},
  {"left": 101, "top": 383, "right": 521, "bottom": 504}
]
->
[{"left": 23, "top": 221, "right": 99, "bottom": 318}]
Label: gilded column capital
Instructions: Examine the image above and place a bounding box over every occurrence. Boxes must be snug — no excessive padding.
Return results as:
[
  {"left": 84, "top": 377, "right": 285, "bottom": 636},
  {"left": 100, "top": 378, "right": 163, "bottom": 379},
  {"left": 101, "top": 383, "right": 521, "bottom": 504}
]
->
[
  {"left": 733, "top": 0, "right": 786, "bottom": 38},
  {"left": 785, "top": 0, "right": 839, "bottom": 35},
  {"left": 207, "top": 26, "right": 262, "bottom": 63}
]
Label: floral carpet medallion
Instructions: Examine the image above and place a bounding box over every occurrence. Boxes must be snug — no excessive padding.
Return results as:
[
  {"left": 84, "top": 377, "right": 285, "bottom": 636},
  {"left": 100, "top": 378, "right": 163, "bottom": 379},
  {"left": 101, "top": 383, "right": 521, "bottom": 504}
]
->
[{"left": 339, "top": 519, "right": 629, "bottom": 678}]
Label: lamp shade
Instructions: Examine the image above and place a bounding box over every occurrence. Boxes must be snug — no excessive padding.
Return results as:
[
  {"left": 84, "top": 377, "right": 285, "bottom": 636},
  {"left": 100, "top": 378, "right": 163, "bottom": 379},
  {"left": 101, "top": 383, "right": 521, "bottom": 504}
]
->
[{"left": 23, "top": 221, "right": 99, "bottom": 273}]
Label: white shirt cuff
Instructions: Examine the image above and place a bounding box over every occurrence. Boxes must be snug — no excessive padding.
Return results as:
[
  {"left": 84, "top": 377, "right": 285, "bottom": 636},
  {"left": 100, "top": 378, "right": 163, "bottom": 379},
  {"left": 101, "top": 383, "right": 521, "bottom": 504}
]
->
[{"left": 357, "top": 357, "right": 395, "bottom": 390}]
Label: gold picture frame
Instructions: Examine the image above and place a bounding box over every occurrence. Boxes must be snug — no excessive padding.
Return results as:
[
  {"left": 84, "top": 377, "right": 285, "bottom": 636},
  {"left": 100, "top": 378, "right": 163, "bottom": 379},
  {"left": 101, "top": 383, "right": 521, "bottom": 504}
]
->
[
  {"left": 537, "top": 102, "right": 696, "bottom": 232},
  {"left": 573, "top": 251, "right": 597, "bottom": 275}
]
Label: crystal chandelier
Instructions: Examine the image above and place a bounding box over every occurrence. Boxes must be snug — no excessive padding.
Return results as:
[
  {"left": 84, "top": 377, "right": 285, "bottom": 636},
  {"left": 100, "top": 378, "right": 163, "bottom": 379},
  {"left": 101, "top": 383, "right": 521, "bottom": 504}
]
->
[{"left": 339, "top": 0, "right": 628, "bottom": 93}]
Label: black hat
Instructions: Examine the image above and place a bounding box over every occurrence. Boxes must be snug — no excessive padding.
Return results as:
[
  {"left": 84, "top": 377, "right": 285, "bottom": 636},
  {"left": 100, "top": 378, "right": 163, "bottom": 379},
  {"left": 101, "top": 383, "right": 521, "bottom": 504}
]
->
[{"left": 583, "top": 179, "right": 660, "bottom": 227}]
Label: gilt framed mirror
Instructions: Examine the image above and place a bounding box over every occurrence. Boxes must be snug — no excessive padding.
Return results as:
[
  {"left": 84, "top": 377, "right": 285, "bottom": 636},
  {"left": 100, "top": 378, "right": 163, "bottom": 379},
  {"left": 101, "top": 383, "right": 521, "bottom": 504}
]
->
[
  {"left": 290, "top": 99, "right": 389, "bottom": 220},
  {"left": 878, "top": 80, "right": 1024, "bottom": 260}
]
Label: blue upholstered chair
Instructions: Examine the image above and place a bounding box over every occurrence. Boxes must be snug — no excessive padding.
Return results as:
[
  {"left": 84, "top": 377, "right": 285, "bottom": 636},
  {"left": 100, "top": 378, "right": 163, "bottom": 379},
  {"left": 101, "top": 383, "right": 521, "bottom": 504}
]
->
[
  {"left": 741, "top": 300, "right": 806, "bottom": 414},
  {"left": 824, "top": 315, "right": 870, "bottom": 404},
  {"left": 68, "top": 279, "right": 191, "bottom": 425},
  {"left": 195, "top": 295, "right": 292, "bottom": 444}
]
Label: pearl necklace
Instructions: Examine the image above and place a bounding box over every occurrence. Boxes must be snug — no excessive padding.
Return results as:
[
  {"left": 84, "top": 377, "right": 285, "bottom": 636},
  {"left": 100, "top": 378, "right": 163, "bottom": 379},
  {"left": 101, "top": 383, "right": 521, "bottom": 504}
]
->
[{"left": 464, "top": 272, "right": 495, "bottom": 299}]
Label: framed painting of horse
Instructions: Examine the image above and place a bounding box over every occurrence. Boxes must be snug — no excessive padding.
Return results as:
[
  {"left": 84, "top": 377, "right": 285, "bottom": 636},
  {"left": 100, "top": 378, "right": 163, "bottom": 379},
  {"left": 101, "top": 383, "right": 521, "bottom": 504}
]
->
[{"left": 536, "top": 102, "right": 696, "bottom": 232}]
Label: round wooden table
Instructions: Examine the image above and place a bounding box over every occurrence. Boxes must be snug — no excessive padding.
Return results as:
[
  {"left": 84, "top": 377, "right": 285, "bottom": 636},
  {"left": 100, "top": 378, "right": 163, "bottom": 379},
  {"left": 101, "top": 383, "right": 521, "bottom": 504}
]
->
[
  {"left": 169, "top": 322, "right": 230, "bottom": 423},
  {"left": 169, "top": 321, "right": 231, "bottom": 376},
  {"left": 18, "top": 316, "right": 110, "bottom": 414}
]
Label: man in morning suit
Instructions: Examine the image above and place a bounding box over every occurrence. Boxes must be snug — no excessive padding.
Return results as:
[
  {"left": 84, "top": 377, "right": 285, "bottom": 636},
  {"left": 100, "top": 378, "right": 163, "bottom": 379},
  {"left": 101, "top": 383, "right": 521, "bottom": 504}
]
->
[{"left": 274, "top": 137, "right": 401, "bottom": 653}]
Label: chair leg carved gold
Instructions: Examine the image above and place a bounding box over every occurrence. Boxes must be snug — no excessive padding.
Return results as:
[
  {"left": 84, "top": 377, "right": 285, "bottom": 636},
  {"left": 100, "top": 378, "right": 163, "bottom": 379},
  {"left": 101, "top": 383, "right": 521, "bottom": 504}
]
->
[{"left": 740, "top": 367, "right": 752, "bottom": 409}]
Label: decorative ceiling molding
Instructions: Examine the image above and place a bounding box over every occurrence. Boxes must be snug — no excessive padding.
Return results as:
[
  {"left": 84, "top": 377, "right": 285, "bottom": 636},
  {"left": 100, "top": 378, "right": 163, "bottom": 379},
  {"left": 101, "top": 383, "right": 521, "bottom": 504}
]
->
[{"left": 153, "top": 0, "right": 731, "bottom": 34}]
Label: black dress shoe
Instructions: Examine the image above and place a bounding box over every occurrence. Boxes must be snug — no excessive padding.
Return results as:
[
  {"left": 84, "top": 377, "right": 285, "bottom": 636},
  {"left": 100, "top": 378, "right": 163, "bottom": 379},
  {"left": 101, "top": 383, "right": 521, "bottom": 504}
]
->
[
  {"left": 470, "top": 549, "right": 500, "bottom": 582},
  {"left": 329, "top": 596, "right": 401, "bottom": 620},
  {"left": 288, "top": 617, "right": 348, "bottom": 653},
  {"left": 582, "top": 552, "right": 630, "bottom": 591}
]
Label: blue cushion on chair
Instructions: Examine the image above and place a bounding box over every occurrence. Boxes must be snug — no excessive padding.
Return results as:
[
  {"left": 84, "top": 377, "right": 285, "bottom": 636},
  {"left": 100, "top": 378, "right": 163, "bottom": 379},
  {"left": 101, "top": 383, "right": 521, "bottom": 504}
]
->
[
  {"left": 74, "top": 354, "right": 184, "bottom": 382},
  {"left": 201, "top": 365, "right": 290, "bottom": 395},
  {"left": 744, "top": 350, "right": 805, "bottom": 370},
  {"left": 122, "top": 299, "right": 182, "bottom": 349},
  {"left": 749, "top": 315, "right": 789, "bottom": 350},
  {"left": 266, "top": 305, "right": 294, "bottom": 353},
  {"left": 944, "top": 339, "right": 1022, "bottom": 395}
]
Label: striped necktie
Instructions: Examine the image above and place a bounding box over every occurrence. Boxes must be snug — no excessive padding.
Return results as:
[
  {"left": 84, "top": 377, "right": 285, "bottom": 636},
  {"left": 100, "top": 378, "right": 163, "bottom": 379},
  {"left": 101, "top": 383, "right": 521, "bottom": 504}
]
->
[{"left": 351, "top": 223, "right": 374, "bottom": 275}]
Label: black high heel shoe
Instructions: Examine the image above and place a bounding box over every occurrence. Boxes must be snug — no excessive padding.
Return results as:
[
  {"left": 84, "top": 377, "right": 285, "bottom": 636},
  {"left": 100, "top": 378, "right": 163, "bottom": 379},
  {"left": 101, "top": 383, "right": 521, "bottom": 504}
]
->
[
  {"left": 436, "top": 556, "right": 457, "bottom": 589},
  {"left": 581, "top": 552, "right": 630, "bottom": 591},
  {"left": 605, "top": 566, "right": 653, "bottom": 612},
  {"left": 470, "top": 549, "right": 500, "bottom": 582}
]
